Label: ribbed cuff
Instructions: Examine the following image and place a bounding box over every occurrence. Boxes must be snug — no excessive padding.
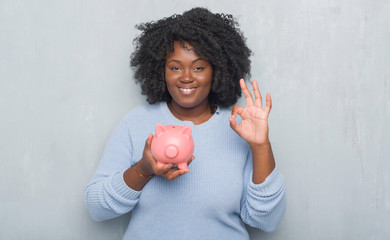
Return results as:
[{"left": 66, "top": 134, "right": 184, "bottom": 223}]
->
[{"left": 248, "top": 167, "right": 284, "bottom": 197}]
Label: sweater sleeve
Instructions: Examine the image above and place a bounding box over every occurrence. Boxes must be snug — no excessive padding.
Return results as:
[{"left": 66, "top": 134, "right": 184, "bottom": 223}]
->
[
  {"left": 84, "top": 115, "right": 141, "bottom": 222},
  {"left": 240, "top": 151, "right": 287, "bottom": 232}
]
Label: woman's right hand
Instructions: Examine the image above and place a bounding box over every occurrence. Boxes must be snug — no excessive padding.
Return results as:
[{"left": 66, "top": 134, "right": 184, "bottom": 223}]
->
[{"left": 136, "top": 134, "right": 194, "bottom": 181}]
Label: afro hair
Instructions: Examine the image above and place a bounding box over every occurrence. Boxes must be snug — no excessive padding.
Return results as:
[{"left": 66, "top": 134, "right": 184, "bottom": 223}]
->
[{"left": 130, "top": 7, "right": 252, "bottom": 111}]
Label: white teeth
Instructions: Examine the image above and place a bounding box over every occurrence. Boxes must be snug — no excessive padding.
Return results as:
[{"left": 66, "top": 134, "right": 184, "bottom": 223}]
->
[{"left": 179, "top": 88, "right": 195, "bottom": 92}]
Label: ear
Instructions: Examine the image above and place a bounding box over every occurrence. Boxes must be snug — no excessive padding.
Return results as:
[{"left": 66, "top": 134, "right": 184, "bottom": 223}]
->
[
  {"left": 180, "top": 126, "right": 192, "bottom": 138},
  {"left": 155, "top": 124, "right": 168, "bottom": 137}
]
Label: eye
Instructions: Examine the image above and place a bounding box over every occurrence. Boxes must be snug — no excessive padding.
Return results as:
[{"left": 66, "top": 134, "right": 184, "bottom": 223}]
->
[
  {"left": 170, "top": 67, "right": 180, "bottom": 71},
  {"left": 194, "top": 66, "right": 205, "bottom": 71}
]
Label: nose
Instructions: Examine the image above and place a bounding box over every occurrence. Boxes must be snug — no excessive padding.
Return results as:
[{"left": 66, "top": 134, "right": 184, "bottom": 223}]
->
[{"left": 180, "top": 69, "right": 194, "bottom": 83}]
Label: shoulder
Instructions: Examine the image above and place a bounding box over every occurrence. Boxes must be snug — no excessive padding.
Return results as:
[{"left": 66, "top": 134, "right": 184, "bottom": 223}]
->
[
  {"left": 216, "top": 107, "right": 232, "bottom": 117},
  {"left": 216, "top": 106, "right": 243, "bottom": 122},
  {"left": 110, "top": 103, "right": 164, "bottom": 140},
  {"left": 213, "top": 106, "right": 246, "bottom": 143},
  {"left": 122, "top": 103, "right": 162, "bottom": 122},
  {"left": 113, "top": 103, "right": 163, "bottom": 133}
]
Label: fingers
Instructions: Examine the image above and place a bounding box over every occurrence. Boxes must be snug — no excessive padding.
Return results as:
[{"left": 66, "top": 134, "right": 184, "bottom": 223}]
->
[
  {"left": 157, "top": 155, "right": 195, "bottom": 181},
  {"left": 231, "top": 104, "right": 244, "bottom": 118},
  {"left": 241, "top": 78, "right": 272, "bottom": 113},
  {"left": 153, "top": 163, "right": 173, "bottom": 175},
  {"left": 143, "top": 134, "right": 194, "bottom": 181},
  {"left": 252, "top": 80, "right": 263, "bottom": 108},
  {"left": 265, "top": 93, "right": 272, "bottom": 113},
  {"left": 240, "top": 78, "right": 254, "bottom": 106},
  {"left": 229, "top": 114, "right": 241, "bottom": 136},
  {"left": 187, "top": 155, "right": 195, "bottom": 166},
  {"left": 230, "top": 104, "right": 242, "bottom": 124},
  {"left": 163, "top": 168, "right": 189, "bottom": 181},
  {"left": 142, "top": 134, "right": 173, "bottom": 176},
  {"left": 144, "top": 133, "right": 153, "bottom": 150},
  {"left": 230, "top": 104, "right": 245, "bottom": 135},
  {"left": 160, "top": 156, "right": 194, "bottom": 181}
]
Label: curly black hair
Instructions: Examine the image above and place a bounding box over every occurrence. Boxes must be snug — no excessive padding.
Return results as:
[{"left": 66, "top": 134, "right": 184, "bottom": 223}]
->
[{"left": 130, "top": 7, "right": 252, "bottom": 110}]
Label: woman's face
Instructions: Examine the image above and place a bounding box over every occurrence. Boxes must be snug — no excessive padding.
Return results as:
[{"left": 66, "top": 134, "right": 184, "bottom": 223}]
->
[{"left": 165, "top": 41, "right": 213, "bottom": 111}]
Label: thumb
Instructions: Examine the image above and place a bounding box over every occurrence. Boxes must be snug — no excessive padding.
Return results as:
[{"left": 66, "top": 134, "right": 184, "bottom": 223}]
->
[
  {"left": 147, "top": 133, "right": 153, "bottom": 144},
  {"left": 229, "top": 116, "right": 241, "bottom": 136},
  {"left": 144, "top": 133, "right": 154, "bottom": 151}
]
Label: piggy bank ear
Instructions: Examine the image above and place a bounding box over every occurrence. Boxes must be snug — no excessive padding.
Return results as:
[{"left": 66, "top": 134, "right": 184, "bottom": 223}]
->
[
  {"left": 155, "top": 124, "right": 168, "bottom": 137},
  {"left": 180, "top": 126, "right": 192, "bottom": 138}
]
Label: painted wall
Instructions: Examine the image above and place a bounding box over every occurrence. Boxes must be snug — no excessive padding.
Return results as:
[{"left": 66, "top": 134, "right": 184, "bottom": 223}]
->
[{"left": 1, "top": 0, "right": 389, "bottom": 239}]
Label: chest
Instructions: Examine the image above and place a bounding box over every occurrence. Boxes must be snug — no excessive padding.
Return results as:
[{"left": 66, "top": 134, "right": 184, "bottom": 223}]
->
[{"left": 137, "top": 128, "right": 250, "bottom": 215}]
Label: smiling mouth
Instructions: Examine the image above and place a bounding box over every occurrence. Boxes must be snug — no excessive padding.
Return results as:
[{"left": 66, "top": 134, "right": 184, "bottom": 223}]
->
[{"left": 178, "top": 87, "right": 196, "bottom": 94}]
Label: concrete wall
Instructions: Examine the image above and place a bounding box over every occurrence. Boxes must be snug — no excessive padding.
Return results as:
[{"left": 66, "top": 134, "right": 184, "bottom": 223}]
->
[{"left": 1, "top": 0, "right": 389, "bottom": 239}]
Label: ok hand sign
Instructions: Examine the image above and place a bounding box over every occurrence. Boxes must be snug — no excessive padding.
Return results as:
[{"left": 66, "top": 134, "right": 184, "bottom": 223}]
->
[{"left": 229, "top": 79, "right": 272, "bottom": 147}]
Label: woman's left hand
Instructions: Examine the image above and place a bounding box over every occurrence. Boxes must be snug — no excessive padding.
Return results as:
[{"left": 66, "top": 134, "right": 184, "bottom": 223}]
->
[{"left": 229, "top": 79, "right": 272, "bottom": 147}]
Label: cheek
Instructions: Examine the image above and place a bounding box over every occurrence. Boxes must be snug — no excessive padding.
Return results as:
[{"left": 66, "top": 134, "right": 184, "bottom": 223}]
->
[
  {"left": 165, "top": 81, "right": 175, "bottom": 94},
  {"left": 202, "top": 71, "right": 213, "bottom": 88},
  {"left": 164, "top": 73, "right": 176, "bottom": 87}
]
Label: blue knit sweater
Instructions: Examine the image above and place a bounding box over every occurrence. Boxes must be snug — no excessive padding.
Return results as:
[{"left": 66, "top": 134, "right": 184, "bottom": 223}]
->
[{"left": 85, "top": 102, "right": 286, "bottom": 240}]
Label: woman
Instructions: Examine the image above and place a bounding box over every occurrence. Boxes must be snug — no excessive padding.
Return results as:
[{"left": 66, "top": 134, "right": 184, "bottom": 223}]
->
[{"left": 85, "top": 7, "right": 286, "bottom": 240}]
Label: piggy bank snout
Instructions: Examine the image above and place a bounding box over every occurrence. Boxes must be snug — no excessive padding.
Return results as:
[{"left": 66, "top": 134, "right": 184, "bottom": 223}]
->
[{"left": 165, "top": 145, "right": 178, "bottom": 159}]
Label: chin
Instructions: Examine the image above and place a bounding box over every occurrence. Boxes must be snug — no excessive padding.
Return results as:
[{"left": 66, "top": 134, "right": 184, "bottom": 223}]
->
[
  {"left": 176, "top": 102, "right": 200, "bottom": 109},
  {"left": 170, "top": 98, "right": 208, "bottom": 110}
]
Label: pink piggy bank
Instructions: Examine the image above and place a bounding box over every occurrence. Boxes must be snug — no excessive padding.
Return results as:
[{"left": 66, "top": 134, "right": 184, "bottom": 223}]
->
[{"left": 151, "top": 124, "right": 194, "bottom": 170}]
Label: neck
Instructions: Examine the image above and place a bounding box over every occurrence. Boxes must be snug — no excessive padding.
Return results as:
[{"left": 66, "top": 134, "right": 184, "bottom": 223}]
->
[{"left": 167, "top": 101, "right": 214, "bottom": 125}]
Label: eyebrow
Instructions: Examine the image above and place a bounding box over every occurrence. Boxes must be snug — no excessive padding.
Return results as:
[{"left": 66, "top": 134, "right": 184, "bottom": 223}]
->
[{"left": 166, "top": 58, "right": 204, "bottom": 64}]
